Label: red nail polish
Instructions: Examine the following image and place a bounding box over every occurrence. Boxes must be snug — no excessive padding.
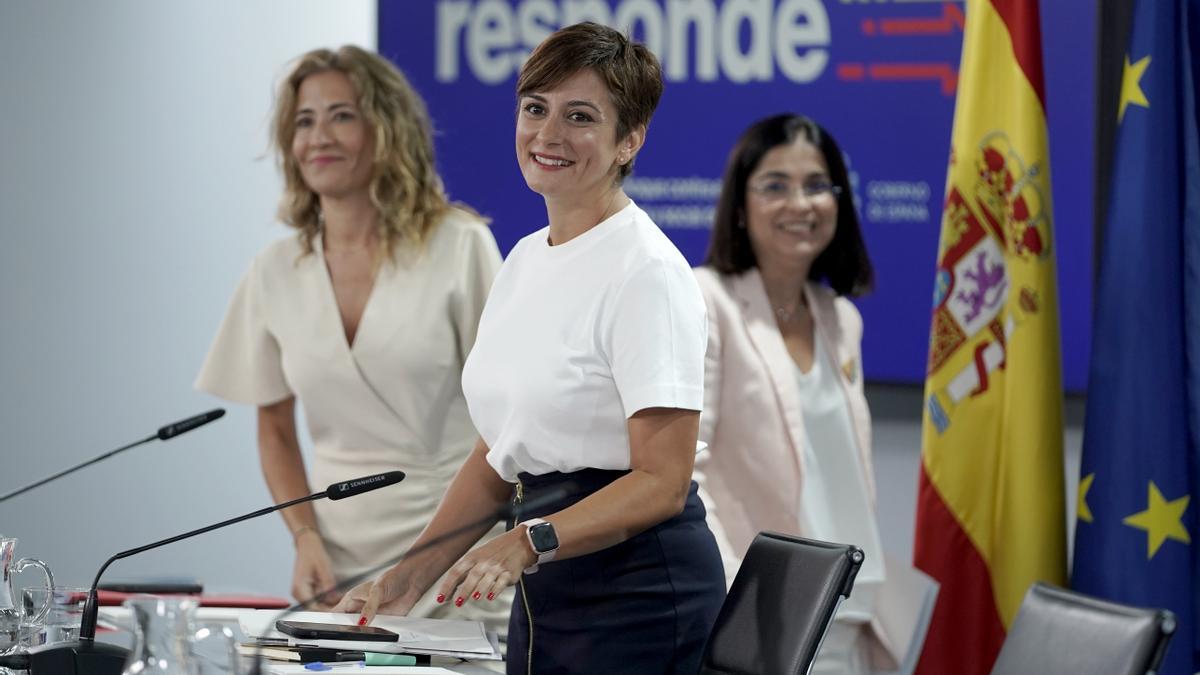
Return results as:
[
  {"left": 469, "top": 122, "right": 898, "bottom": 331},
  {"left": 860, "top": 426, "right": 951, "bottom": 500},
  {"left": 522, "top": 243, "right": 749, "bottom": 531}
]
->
[
  {"left": 454, "top": 597, "right": 464, "bottom": 607},
  {"left": 357, "top": 617, "right": 367, "bottom": 626},
  {"left": 436, "top": 594, "right": 445, "bottom": 603},
  {"left": 487, "top": 592, "right": 495, "bottom": 601},
  {"left": 472, "top": 591, "right": 481, "bottom": 600}
]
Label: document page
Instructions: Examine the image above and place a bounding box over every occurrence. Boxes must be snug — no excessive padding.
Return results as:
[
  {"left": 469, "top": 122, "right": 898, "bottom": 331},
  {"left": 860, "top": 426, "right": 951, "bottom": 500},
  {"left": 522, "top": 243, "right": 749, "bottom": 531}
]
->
[{"left": 239, "top": 610, "right": 499, "bottom": 660}]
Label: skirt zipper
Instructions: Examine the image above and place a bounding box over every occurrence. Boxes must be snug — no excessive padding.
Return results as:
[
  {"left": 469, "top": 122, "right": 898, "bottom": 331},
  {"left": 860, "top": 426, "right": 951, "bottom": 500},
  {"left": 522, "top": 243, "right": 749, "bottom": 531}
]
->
[{"left": 516, "top": 479, "right": 533, "bottom": 675}]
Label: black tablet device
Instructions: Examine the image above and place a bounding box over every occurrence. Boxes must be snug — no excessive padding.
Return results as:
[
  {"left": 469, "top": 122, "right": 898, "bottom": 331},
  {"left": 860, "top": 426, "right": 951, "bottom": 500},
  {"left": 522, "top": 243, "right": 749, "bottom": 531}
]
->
[{"left": 275, "top": 620, "right": 400, "bottom": 642}]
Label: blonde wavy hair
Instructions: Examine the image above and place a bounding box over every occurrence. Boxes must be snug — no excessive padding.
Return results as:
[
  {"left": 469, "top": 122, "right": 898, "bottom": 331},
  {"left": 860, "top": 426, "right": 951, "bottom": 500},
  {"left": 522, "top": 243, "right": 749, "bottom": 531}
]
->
[{"left": 272, "top": 45, "right": 451, "bottom": 258}]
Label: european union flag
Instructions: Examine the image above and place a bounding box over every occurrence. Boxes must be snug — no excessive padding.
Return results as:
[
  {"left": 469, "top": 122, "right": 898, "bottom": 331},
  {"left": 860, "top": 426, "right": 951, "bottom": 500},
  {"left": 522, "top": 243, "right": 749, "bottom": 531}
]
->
[{"left": 1071, "top": 1, "right": 1200, "bottom": 673}]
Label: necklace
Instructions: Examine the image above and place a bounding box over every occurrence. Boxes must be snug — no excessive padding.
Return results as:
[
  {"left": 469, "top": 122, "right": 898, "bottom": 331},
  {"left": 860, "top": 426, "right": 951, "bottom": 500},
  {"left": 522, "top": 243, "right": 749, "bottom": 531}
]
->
[
  {"left": 547, "top": 192, "right": 626, "bottom": 246},
  {"left": 324, "top": 245, "right": 373, "bottom": 255},
  {"left": 775, "top": 304, "right": 799, "bottom": 322},
  {"left": 772, "top": 294, "right": 807, "bottom": 323},
  {"left": 323, "top": 232, "right": 378, "bottom": 256},
  {"left": 599, "top": 191, "right": 624, "bottom": 223}
]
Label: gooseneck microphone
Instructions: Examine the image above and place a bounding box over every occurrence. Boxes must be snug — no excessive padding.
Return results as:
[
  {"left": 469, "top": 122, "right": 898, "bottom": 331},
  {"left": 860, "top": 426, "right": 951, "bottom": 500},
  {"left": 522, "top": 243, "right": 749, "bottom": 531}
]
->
[
  {"left": 16, "top": 470, "right": 405, "bottom": 675},
  {"left": 247, "top": 484, "right": 572, "bottom": 675},
  {"left": 327, "top": 473, "right": 405, "bottom": 500},
  {"left": 78, "top": 470, "right": 406, "bottom": 641},
  {"left": 156, "top": 408, "right": 227, "bottom": 441},
  {"left": 0, "top": 408, "right": 226, "bottom": 504}
]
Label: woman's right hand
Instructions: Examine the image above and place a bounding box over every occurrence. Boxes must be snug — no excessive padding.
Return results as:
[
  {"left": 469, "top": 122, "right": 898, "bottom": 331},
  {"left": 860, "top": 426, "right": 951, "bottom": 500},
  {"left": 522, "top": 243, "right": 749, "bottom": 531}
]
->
[
  {"left": 332, "top": 568, "right": 421, "bottom": 625},
  {"left": 292, "top": 532, "right": 339, "bottom": 609}
]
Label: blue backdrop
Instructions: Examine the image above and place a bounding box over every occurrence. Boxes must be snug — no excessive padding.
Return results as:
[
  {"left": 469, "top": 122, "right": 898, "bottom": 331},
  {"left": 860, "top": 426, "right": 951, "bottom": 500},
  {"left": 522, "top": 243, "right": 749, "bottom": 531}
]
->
[{"left": 378, "top": 0, "right": 1093, "bottom": 390}]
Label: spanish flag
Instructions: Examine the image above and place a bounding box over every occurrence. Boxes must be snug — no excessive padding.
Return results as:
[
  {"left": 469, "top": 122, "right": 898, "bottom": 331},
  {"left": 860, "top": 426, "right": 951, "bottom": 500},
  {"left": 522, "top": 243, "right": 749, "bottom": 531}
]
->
[{"left": 913, "top": 1, "right": 1066, "bottom": 673}]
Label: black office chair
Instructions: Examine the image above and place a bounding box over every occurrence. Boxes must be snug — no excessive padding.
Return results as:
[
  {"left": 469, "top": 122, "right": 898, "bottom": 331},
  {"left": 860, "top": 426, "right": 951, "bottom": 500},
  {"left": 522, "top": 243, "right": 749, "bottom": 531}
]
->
[
  {"left": 700, "top": 531, "right": 864, "bottom": 675},
  {"left": 990, "top": 582, "right": 1175, "bottom": 675}
]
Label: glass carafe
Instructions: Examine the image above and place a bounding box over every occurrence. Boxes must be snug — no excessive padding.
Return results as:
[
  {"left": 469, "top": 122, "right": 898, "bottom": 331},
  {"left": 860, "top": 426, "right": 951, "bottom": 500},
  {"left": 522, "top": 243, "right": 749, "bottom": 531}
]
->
[
  {"left": 121, "top": 595, "right": 241, "bottom": 675},
  {"left": 0, "top": 537, "right": 54, "bottom": 654}
]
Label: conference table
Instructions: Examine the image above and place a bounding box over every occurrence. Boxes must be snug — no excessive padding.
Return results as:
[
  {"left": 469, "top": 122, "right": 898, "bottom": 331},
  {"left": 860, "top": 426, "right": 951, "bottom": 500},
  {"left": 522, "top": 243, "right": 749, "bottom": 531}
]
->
[{"left": 92, "top": 601, "right": 504, "bottom": 674}]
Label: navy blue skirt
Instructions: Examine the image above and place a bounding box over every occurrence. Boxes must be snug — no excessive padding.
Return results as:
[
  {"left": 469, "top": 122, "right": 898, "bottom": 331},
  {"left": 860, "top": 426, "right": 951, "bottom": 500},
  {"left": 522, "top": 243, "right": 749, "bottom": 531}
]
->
[{"left": 505, "top": 469, "right": 726, "bottom": 675}]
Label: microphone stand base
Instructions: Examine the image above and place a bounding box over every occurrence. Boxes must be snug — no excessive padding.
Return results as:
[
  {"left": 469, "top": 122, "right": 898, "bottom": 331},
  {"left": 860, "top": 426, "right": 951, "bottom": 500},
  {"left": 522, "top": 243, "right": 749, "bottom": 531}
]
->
[{"left": 26, "top": 640, "right": 128, "bottom": 675}]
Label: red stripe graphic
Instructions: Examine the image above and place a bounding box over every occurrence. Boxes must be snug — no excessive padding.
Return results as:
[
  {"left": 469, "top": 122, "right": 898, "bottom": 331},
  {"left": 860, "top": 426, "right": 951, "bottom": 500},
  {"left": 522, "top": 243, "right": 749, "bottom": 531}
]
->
[
  {"left": 869, "top": 63, "right": 958, "bottom": 95},
  {"left": 837, "top": 63, "right": 866, "bottom": 80},
  {"left": 835, "top": 63, "right": 958, "bottom": 95},
  {"left": 988, "top": 0, "right": 1046, "bottom": 106},
  {"left": 913, "top": 465, "right": 1006, "bottom": 675},
  {"left": 861, "top": 3, "right": 966, "bottom": 36}
]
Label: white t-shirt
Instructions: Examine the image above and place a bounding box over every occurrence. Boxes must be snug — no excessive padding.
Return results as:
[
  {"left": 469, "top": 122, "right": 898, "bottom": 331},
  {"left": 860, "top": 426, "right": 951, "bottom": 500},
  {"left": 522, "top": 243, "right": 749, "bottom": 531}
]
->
[
  {"left": 463, "top": 201, "right": 707, "bottom": 482},
  {"left": 795, "top": 335, "right": 884, "bottom": 624}
]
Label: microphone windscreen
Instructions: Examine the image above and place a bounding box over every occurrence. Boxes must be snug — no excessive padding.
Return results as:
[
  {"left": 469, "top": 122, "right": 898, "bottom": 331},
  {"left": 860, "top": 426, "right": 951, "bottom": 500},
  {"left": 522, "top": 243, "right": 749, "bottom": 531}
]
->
[
  {"left": 326, "top": 471, "right": 406, "bottom": 500},
  {"left": 157, "top": 408, "right": 226, "bottom": 441}
]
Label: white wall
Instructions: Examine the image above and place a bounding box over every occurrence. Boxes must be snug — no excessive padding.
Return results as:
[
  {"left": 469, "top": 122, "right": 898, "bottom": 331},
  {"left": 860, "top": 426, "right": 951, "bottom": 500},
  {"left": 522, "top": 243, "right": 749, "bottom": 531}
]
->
[
  {"left": 0, "top": 1, "right": 374, "bottom": 595},
  {"left": 0, "top": 1, "right": 1084, "bottom": 601}
]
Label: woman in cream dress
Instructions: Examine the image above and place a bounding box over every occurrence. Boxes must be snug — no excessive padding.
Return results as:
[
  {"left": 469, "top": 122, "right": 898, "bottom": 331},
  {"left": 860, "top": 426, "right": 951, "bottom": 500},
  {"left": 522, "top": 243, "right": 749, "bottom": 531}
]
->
[{"left": 196, "top": 46, "right": 510, "bottom": 631}]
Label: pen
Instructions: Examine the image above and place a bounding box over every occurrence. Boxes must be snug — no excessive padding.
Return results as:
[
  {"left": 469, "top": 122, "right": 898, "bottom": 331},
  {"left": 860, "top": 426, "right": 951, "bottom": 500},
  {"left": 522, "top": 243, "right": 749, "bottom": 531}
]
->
[{"left": 304, "top": 662, "right": 365, "bottom": 671}]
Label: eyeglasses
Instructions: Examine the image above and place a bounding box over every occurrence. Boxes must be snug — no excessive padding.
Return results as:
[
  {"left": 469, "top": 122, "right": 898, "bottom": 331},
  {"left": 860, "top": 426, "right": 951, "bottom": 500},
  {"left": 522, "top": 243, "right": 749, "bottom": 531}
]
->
[{"left": 748, "top": 179, "right": 843, "bottom": 203}]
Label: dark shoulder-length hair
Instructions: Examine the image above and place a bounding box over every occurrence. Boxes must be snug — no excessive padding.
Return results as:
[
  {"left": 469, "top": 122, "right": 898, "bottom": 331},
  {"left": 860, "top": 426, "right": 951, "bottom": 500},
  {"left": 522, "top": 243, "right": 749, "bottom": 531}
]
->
[{"left": 704, "top": 113, "right": 874, "bottom": 297}]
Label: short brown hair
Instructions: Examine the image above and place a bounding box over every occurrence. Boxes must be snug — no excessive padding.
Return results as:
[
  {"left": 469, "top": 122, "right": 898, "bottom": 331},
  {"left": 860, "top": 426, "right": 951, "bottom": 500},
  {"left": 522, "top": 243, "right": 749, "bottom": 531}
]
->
[
  {"left": 517, "top": 22, "right": 663, "bottom": 179},
  {"left": 272, "top": 45, "right": 453, "bottom": 258}
]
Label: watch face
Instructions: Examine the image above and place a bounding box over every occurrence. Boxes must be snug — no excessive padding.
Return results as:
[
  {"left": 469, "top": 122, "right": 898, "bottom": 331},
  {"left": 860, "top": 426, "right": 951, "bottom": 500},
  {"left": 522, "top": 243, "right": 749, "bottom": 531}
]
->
[{"left": 528, "top": 522, "right": 559, "bottom": 553}]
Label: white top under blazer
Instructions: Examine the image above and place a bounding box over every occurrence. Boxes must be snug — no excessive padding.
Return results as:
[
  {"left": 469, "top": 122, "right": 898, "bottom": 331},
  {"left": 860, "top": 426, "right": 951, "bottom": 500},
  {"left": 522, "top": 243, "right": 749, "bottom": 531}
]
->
[
  {"left": 195, "top": 210, "right": 509, "bottom": 628},
  {"left": 462, "top": 201, "right": 707, "bottom": 482}
]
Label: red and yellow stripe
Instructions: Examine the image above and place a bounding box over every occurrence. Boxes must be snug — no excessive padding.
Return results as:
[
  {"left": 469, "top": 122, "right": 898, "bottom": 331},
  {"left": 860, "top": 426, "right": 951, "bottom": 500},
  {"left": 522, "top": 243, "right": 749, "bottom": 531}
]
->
[{"left": 914, "top": 0, "right": 1066, "bottom": 672}]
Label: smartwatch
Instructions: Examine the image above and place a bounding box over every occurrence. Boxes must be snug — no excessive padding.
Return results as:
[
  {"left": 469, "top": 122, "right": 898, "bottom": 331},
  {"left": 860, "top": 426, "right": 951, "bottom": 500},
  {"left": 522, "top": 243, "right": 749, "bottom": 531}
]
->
[{"left": 521, "top": 518, "right": 559, "bottom": 574}]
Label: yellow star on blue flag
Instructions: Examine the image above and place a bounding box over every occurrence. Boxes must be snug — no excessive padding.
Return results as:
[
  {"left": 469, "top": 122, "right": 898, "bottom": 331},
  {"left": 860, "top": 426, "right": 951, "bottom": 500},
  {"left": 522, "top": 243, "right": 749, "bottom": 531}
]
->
[
  {"left": 1121, "top": 481, "right": 1191, "bottom": 558},
  {"left": 1077, "top": 473, "right": 1095, "bottom": 523},
  {"left": 1118, "top": 54, "right": 1150, "bottom": 121},
  {"left": 1071, "top": 0, "right": 1199, "bottom": 673}
]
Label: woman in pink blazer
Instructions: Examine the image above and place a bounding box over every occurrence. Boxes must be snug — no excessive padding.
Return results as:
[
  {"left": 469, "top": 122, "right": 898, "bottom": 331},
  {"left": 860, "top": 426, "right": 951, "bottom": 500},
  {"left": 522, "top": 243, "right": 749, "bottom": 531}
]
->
[{"left": 695, "top": 114, "right": 902, "bottom": 674}]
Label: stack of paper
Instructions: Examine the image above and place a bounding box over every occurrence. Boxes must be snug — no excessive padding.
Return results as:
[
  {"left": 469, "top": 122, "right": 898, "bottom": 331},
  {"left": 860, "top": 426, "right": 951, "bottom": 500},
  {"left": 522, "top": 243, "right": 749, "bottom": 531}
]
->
[
  {"left": 266, "top": 662, "right": 453, "bottom": 667},
  {"left": 238, "top": 610, "right": 501, "bottom": 661}
]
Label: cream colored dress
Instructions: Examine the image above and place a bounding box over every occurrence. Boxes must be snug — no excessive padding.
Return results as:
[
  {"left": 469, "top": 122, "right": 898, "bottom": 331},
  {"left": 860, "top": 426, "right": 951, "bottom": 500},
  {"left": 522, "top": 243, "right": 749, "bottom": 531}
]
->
[{"left": 195, "top": 209, "right": 512, "bottom": 631}]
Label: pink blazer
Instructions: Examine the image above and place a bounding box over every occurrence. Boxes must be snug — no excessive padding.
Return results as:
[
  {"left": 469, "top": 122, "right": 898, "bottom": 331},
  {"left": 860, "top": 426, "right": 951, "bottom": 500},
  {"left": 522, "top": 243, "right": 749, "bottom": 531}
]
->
[
  {"left": 695, "top": 266, "right": 912, "bottom": 668},
  {"left": 694, "top": 266, "right": 875, "bottom": 558}
]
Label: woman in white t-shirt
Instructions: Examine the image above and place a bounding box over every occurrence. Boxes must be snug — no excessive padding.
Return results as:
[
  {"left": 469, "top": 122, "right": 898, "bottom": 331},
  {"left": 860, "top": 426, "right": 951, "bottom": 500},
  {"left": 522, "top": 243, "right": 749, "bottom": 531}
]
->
[{"left": 334, "top": 23, "right": 726, "bottom": 674}]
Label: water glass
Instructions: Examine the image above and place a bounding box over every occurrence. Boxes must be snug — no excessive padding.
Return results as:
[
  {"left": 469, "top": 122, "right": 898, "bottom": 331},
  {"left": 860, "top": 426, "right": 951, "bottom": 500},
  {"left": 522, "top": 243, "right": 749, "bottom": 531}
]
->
[
  {"left": 21, "top": 586, "right": 88, "bottom": 647},
  {"left": 121, "top": 595, "right": 243, "bottom": 675}
]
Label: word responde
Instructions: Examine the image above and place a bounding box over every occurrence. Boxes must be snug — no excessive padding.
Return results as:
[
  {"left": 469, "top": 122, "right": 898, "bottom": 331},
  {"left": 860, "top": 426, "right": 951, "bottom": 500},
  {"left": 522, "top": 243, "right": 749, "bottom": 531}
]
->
[{"left": 436, "top": 0, "right": 833, "bottom": 84}]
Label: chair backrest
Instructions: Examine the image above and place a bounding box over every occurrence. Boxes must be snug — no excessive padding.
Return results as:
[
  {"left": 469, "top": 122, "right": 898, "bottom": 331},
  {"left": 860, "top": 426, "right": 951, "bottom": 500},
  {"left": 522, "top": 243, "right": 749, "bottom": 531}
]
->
[
  {"left": 990, "top": 582, "right": 1175, "bottom": 675},
  {"left": 700, "top": 531, "right": 864, "bottom": 675}
]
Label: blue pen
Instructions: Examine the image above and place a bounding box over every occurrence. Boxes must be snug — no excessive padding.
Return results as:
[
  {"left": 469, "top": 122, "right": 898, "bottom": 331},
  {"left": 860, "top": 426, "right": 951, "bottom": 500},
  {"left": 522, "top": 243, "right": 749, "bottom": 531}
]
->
[{"left": 303, "top": 662, "right": 365, "bottom": 671}]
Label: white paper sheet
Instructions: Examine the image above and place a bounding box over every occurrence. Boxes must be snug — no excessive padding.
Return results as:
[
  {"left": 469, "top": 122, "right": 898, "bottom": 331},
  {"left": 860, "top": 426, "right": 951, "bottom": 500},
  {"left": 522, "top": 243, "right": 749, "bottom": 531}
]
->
[
  {"left": 267, "top": 666, "right": 456, "bottom": 674},
  {"left": 239, "top": 609, "right": 500, "bottom": 660}
]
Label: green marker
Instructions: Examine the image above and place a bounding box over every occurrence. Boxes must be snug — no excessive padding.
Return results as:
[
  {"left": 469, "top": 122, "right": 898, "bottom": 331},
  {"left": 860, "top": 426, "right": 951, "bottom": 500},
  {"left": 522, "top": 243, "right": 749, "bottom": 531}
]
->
[{"left": 364, "top": 653, "right": 418, "bottom": 666}]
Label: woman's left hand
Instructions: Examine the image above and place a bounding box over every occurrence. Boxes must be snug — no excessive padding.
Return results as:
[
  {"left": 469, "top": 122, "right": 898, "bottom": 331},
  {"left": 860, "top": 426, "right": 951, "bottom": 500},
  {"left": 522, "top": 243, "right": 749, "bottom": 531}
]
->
[{"left": 437, "top": 527, "right": 536, "bottom": 607}]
